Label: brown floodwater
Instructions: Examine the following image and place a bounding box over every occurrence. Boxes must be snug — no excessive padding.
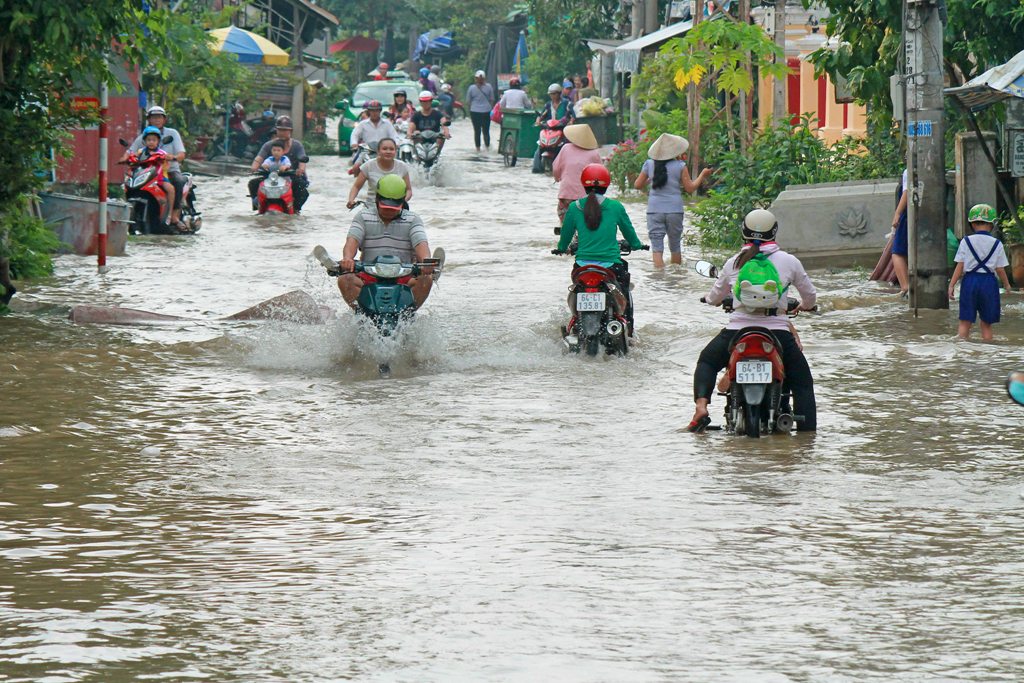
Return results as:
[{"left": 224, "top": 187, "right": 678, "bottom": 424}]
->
[{"left": 3, "top": 121, "right": 1024, "bottom": 681}]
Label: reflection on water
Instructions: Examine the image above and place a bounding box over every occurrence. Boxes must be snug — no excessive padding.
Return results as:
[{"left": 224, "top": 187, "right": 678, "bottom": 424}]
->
[{"left": 3, "top": 121, "right": 1024, "bottom": 681}]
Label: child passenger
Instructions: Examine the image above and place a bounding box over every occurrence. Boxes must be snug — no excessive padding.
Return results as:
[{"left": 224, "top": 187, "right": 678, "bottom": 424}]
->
[
  {"left": 138, "top": 127, "right": 176, "bottom": 225},
  {"left": 947, "top": 203, "right": 1015, "bottom": 341},
  {"left": 260, "top": 139, "right": 292, "bottom": 173}
]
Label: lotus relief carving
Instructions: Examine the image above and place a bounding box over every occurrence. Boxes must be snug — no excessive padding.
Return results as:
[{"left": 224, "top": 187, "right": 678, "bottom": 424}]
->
[{"left": 837, "top": 206, "right": 869, "bottom": 239}]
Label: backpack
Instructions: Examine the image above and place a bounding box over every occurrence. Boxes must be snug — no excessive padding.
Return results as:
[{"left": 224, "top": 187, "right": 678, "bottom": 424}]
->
[{"left": 733, "top": 252, "right": 787, "bottom": 312}]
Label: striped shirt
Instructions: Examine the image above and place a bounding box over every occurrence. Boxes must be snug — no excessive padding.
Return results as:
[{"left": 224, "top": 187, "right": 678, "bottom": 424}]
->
[{"left": 348, "top": 207, "right": 427, "bottom": 263}]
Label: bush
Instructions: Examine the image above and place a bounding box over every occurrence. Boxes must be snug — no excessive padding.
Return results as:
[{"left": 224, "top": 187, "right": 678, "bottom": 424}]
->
[{"left": 0, "top": 197, "right": 61, "bottom": 281}]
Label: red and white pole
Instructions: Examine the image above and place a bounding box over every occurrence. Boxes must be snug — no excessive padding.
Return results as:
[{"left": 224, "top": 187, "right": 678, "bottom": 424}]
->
[{"left": 97, "top": 79, "right": 109, "bottom": 273}]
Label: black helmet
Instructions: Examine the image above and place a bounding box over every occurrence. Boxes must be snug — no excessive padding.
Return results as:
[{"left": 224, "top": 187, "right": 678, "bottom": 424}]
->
[
  {"left": 275, "top": 115, "right": 293, "bottom": 130},
  {"left": 741, "top": 209, "right": 779, "bottom": 243}
]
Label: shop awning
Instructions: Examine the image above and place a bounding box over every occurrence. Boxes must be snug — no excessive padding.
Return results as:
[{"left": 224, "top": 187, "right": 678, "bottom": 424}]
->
[
  {"left": 586, "top": 38, "right": 624, "bottom": 54},
  {"left": 614, "top": 20, "right": 694, "bottom": 73},
  {"left": 945, "top": 48, "right": 1024, "bottom": 110},
  {"left": 329, "top": 35, "right": 379, "bottom": 53}
]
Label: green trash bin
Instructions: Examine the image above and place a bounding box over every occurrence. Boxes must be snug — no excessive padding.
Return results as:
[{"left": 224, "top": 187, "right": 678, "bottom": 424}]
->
[
  {"left": 574, "top": 114, "right": 621, "bottom": 146},
  {"left": 498, "top": 109, "right": 541, "bottom": 167}
]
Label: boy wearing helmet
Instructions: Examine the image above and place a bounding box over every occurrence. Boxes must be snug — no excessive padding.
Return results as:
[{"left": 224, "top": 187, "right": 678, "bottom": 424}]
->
[
  {"left": 408, "top": 91, "right": 451, "bottom": 153},
  {"left": 948, "top": 204, "right": 1014, "bottom": 341},
  {"left": 688, "top": 209, "right": 818, "bottom": 432},
  {"left": 135, "top": 126, "right": 177, "bottom": 226},
  {"left": 336, "top": 174, "right": 435, "bottom": 310}
]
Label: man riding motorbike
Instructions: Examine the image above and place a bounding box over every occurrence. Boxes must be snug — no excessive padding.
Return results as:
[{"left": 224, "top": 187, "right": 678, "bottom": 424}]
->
[
  {"left": 687, "top": 209, "right": 818, "bottom": 432},
  {"left": 408, "top": 91, "right": 451, "bottom": 156},
  {"left": 335, "top": 174, "right": 435, "bottom": 310},
  {"left": 349, "top": 100, "right": 398, "bottom": 174},
  {"left": 533, "top": 83, "right": 575, "bottom": 174},
  {"left": 556, "top": 164, "right": 644, "bottom": 330},
  {"left": 248, "top": 116, "right": 309, "bottom": 212},
  {"left": 121, "top": 105, "right": 187, "bottom": 228}
]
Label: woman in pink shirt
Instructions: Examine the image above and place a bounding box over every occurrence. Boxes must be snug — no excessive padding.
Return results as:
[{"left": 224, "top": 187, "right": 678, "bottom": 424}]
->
[{"left": 552, "top": 124, "right": 602, "bottom": 222}]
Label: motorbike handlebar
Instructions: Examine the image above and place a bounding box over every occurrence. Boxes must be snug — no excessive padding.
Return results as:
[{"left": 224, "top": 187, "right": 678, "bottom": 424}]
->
[{"left": 552, "top": 241, "right": 649, "bottom": 257}]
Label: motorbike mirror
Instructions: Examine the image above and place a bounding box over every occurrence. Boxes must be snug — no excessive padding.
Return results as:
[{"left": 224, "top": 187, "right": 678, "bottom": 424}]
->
[
  {"left": 334, "top": 99, "right": 349, "bottom": 110},
  {"left": 694, "top": 260, "right": 718, "bottom": 278},
  {"left": 553, "top": 227, "right": 561, "bottom": 235},
  {"left": 162, "top": 135, "right": 173, "bottom": 144},
  {"left": 118, "top": 138, "right": 129, "bottom": 147},
  {"left": 298, "top": 156, "right": 310, "bottom": 163},
  {"left": 1008, "top": 371, "right": 1024, "bottom": 406}
]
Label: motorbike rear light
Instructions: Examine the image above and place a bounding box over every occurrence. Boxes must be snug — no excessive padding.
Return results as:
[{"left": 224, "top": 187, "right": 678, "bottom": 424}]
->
[
  {"left": 577, "top": 271, "right": 606, "bottom": 287},
  {"left": 735, "top": 342, "right": 746, "bottom": 353},
  {"left": 761, "top": 341, "right": 774, "bottom": 354}
]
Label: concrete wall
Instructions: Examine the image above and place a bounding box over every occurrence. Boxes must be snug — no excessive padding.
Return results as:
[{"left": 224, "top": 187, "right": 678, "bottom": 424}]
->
[
  {"left": 769, "top": 178, "right": 900, "bottom": 268},
  {"left": 954, "top": 131, "right": 998, "bottom": 239}
]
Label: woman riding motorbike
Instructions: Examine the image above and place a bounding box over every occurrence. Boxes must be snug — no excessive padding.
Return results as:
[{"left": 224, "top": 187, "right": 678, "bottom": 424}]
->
[
  {"left": 687, "top": 209, "right": 817, "bottom": 432},
  {"left": 389, "top": 90, "right": 414, "bottom": 121},
  {"left": 556, "top": 163, "right": 644, "bottom": 330}
]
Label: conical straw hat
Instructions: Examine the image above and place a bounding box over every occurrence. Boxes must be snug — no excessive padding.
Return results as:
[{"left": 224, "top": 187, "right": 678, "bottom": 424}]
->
[
  {"left": 648, "top": 133, "right": 689, "bottom": 160},
  {"left": 563, "top": 124, "right": 599, "bottom": 150}
]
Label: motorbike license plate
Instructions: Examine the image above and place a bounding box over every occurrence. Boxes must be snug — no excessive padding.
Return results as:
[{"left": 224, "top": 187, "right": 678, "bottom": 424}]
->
[
  {"left": 577, "top": 292, "right": 606, "bottom": 311},
  {"left": 736, "top": 361, "right": 772, "bottom": 384}
]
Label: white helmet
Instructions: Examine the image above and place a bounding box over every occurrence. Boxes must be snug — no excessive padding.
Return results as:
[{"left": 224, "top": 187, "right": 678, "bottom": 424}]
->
[
  {"left": 741, "top": 209, "right": 779, "bottom": 242},
  {"left": 547, "top": 83, "right": 561, "bottom": 94},
  {"left": 418, "top": 90, "right": 434, "bottom": 102},
  {"left": 146, "top": 105, "right": 166, "bottom": 116},
  {"left": 441, "top": 83, "right": 452, "bottom": 92}
]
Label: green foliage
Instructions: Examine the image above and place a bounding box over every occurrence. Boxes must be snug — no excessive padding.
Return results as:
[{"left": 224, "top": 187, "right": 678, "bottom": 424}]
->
[
  {"left": 692, "top": 116, "right": 903, "bottom": 249},
  {"left": 0, "top": 198, "right": 61, "bottom": 281},
  {"left": 806, "top": 0, "right": 1024, "bottom": 125},
  {"left": 1000, "top": 207, "right": 1024, "bottom": 245},
  {"left": 525, "top": 0, "right": 620, "bottom": 100}
]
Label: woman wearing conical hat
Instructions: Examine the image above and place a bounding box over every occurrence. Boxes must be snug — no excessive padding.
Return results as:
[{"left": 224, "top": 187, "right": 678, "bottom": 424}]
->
[
  {"left": 552, "top": 123, "right": 602, "bottom": 222},
  {"left": 634, "top": 133, "right": 713, "bottom": 268}
]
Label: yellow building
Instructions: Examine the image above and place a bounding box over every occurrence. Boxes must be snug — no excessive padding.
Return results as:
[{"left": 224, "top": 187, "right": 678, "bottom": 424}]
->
[{"left": 752, "top": 3, "right": 867, "bottom": 142}]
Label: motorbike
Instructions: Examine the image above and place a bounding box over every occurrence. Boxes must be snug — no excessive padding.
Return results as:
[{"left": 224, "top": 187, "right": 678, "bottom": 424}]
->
[
  {"left": 313, "top": 244, "right": 444, "bottom": 376},
  {"left": 413, "top": 130, "right": 442, "bottom": 169},
  {"left": 552, "top": 237, "right": 648, "bottom": 356},
  {"left": 350, "top": 140, "right": 379, "bottom": 168},
  {"left": 118, "top": 137, "right": 201, "bottom": 235},
  {"left": 537, "top": 119, "right": 567, "bottom": 173},
  {"left": 253, "top": 168, "right": 298, "bottom": 215},
  {"left": 213, "top": 105, "right": 276, "bottom": 159},
  {"left": 393, "top": 119, "right": 415, "bottom": 163},
  {"left": 694, "top": 259, "right": 814, "bottom": 438}
]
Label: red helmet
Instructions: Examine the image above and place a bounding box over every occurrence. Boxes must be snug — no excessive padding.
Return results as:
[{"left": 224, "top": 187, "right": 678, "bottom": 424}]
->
[
  {"left": 378, "top": 62, "right": 389, "bottom": 70},
  {"left": 365, "top": 100, "right": 382, "bottom": 110},
  {"left": 581, "top": 164, "right": 611, "bottom": 189}
]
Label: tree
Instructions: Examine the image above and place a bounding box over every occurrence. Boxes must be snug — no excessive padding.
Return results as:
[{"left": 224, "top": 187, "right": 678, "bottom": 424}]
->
[
  {"left": 525, "top": 0, "right": 621, "bottom": 99},
  {"left": 805, "top": 0, "right": 1024, "bottom": 120}
]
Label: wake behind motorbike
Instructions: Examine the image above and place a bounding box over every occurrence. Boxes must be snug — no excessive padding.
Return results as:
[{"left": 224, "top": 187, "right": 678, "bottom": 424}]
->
[
  {"left": 553, "top": 237, "right": 648, "bottom": 356},
  {"left": 118, "top": 137, "right": 201, "bottom": 235},
  {"left": 413, "top": 130, "right": 442, "bottom": 170},
  {"left": 538, "top": 119, "right": 567, "bottom": 174},
  {"left": 314, "top": 245, "right": 444, "bottom": 376},
  {"left": 694, "top": 260, "right": 814, "bottom": 437}
]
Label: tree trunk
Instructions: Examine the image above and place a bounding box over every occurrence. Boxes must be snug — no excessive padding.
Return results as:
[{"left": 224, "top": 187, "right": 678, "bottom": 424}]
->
[
  {"left": 688, "top": 0, "right": 706, "bottom": 174},
  {"left": 738, "top": 0, "right": 752, "bottom": 151},
  {"left": 772, "top": 0, "right": 787, "bottom": 121}
]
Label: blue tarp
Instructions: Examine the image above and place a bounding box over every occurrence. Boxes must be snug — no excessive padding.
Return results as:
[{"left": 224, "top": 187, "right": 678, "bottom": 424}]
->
[{"left": 414, "top": 30, "right": 456, "bottom": 61}]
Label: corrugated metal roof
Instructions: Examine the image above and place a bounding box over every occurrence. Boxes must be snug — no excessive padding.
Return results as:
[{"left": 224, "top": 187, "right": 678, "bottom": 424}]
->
[
  {"left": 614, "top": 20, "right": 694, "bottom": 74},
  {"left": 945, "top": 48, "right": 1024, "bottom": 110}
]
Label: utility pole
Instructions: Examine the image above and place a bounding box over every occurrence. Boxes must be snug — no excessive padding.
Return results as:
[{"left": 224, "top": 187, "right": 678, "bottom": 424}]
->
[
  {"left": 772, "top": 0, "right": 786, "bottom": 120},
  {"left": 903, "top": 0, "right": 948, "bottom": 310},
  {"left": 688, "top": 0, "right": 705, "bottom": 174}
]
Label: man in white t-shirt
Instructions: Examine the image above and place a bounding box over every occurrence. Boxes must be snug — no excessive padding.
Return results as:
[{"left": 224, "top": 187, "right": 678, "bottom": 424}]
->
[
  {"left": 349, "top": 100, "right": 398, "bottom": 173},
  {"left": 499, "top": 78, "right": 533, "bottom": 111}
]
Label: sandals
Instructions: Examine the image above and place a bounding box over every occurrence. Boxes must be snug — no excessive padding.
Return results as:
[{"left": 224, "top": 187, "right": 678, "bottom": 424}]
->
[{"left": 686, "top": 415, "right": 712, "bottom": 433}]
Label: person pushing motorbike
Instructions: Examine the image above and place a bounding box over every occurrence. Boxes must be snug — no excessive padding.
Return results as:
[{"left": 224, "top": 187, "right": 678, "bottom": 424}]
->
[
  {"left": 687, "top": 209, "right": 817, "bottom": 433},
  {"left": 335, "top": 174, "right": 435, "bottom": 310}
]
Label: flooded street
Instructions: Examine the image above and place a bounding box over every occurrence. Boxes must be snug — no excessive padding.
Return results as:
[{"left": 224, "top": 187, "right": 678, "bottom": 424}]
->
[{"left": 3, "top": 120, "right": 1024, "bottom": 681}]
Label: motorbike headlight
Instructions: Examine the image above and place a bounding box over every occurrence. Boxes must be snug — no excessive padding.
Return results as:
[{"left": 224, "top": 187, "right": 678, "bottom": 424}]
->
[
  {"left": 131, "top": 168, "right": 155, "bottom": 188},
  {"left": 364, "top": 263, "right": 410, "bottom": 279}
]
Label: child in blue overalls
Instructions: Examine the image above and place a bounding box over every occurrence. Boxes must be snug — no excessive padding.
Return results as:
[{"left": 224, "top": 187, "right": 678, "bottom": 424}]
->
[{"left": 947, "top": 203, "right": 1013, "bottom": 341}]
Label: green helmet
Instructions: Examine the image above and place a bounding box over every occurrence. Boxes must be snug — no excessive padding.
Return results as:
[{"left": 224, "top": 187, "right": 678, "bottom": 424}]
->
[
  {"left": 376, "top": 174, "right": 406, "bottom": 201},
  {"left": 967, "top": 203, "right": 996, "bottom": 224}
]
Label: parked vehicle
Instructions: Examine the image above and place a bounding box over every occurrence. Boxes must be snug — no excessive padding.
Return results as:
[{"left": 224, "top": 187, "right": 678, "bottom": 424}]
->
[
  {"left": 552, "top": 239, "right": 648, "bottom": 356},
  {"left": 313, "top": 245, "right": 444, "bottom": 376},
  {"left": 694, "top": 259, "right": 814, "bottom": 437},
  {"left": 537, "top": 119, "right": 567, "bottom": 173},
  {"left": 335, "top": 80, "right": 420, "bottom": 156}
]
